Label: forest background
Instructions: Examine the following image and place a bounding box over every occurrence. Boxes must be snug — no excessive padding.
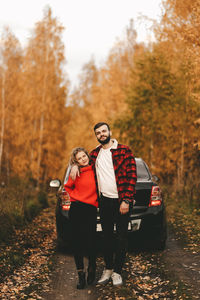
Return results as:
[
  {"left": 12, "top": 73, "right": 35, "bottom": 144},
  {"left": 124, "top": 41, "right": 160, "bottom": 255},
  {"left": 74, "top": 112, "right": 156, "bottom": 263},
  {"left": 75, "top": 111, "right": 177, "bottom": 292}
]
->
[{"left": 0, "top": 0, "right": 200, "bottom": 239}]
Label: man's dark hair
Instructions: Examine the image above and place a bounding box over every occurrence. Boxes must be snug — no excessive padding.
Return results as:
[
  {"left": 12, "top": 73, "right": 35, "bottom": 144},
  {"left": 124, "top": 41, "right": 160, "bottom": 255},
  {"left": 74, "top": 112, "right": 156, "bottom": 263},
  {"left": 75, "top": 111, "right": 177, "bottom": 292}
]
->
[{"left": 93, "top": 122, "right": 110, "bottom": 132}]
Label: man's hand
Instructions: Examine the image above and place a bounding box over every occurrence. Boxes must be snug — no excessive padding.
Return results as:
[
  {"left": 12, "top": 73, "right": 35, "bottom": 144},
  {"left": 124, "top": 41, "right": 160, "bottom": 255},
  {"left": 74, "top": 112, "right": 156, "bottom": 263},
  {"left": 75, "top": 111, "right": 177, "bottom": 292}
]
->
[
  {"left": 70, "top": 165, "right": 80, "bottom": 180},
  {"left": 119, "top": 201, "right": 129, "bottom": 214}
]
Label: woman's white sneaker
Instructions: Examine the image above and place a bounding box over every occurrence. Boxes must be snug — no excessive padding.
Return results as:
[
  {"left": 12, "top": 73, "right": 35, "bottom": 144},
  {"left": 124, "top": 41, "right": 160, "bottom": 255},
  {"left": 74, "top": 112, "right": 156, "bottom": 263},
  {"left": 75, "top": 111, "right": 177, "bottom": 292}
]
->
[
  {"left": 97, "top": 269, "right": 113, "bottom": 284},
  {"left": 111, "top": 272, "right": 123, "bottom": 286}
]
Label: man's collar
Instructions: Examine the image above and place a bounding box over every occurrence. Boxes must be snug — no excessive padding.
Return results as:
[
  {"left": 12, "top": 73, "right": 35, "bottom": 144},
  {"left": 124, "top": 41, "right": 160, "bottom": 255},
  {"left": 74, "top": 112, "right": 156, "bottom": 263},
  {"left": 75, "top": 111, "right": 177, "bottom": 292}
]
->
[
  {"left": 96, "top": 139, "right": 118, "bottom": 150},
  {"left": 110, "top": 139, "right": 118, "bottom": 149}
]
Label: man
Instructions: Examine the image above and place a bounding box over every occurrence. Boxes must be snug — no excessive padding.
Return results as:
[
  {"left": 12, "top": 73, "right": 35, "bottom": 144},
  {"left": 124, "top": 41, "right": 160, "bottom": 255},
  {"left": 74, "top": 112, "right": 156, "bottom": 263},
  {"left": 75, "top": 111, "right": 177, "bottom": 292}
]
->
[{"left": 71, "top": 122, "right": 137, "bottom": 286}]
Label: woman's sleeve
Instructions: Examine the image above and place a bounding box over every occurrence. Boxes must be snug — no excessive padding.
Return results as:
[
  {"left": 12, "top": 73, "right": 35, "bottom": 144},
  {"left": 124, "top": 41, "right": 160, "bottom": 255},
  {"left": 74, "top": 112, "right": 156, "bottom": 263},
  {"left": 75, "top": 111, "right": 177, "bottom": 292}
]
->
[{"left": 64, "top": 177, "right": 75, "bottom": 194}]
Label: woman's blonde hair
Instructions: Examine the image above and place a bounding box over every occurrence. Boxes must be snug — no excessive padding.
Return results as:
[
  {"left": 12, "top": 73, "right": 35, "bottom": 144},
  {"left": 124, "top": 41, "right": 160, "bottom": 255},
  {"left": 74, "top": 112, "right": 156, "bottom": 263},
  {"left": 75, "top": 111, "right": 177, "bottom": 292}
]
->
[{"left": 70, "top": 147, "right": 90, "bottom": 166}]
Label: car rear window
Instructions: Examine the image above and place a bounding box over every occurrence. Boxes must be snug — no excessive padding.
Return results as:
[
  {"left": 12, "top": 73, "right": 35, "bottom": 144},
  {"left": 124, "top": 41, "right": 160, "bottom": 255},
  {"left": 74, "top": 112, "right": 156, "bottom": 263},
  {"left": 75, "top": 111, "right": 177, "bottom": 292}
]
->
[
  {"left": 63, "top": 165, "right": 71, "bottom": 184},
  {"left": 136, "top": 159, "right": 151, "bottom": 181},
  {"left": 63, "top": 160, "right": 151, "bottom": 183}
]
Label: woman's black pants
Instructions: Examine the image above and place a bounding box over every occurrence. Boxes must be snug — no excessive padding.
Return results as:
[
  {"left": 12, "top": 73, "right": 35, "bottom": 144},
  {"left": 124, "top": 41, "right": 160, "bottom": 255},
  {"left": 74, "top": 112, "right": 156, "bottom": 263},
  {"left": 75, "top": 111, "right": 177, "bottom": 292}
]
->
[
  {"left": 69, "top": 201, "right": 97, "bottom": 270},
  {"left": 99, "top": 195, "right": 129, "bottom": 274}
]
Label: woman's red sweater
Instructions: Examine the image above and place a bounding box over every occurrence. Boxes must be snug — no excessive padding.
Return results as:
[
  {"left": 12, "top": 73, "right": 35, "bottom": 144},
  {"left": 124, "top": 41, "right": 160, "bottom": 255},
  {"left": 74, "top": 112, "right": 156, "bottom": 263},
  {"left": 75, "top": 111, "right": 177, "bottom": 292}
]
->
[{"left": 64, "top": 165, "right": 98, "bottom": 207}]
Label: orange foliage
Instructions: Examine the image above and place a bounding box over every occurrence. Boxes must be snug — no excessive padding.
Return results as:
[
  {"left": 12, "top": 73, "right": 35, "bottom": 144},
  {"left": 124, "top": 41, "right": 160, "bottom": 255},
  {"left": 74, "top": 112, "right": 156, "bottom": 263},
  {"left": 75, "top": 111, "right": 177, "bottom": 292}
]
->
[{"left": 0, "top": 8, "right": 69, "bottom": 185}]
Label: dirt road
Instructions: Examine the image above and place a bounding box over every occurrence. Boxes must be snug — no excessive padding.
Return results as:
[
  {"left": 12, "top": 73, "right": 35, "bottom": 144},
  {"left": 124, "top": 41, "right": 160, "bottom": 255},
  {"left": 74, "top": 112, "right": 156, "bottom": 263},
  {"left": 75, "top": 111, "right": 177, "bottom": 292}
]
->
[
  {"left": 163, "top": 231, "right": 200, "bottom": 299},
  {"left": 1, "top": 207, "right": 200, "bottom": 299},
  {"left": 42, "top": 252, "right": 98, "bottom": 300},
  {"left": 42, "top": 230, "right": 200, "bottom": 300}
]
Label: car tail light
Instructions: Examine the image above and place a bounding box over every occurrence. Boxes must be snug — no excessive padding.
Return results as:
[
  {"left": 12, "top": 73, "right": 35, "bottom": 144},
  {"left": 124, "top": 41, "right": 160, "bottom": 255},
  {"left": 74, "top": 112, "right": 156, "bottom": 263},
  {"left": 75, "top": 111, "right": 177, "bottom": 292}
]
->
[
  {"left": 60, "top": 190, "right": 71, "bottom": 210},
  {"left": 62, "top": 202, "right": 71, "bottom": 210},
  {"left": 149, "top": 186, "right": 162, "bottom": 207}
]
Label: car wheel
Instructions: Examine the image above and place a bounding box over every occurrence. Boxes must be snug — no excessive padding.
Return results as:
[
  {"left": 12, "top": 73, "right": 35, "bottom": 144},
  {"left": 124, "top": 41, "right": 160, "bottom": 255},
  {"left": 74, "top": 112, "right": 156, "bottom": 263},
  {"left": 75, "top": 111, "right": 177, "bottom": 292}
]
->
[
  {"left": 153, "top": 228, "right": 167, "bottom": 250},
  {"left": 56, "top": 236, "right": 71, "bottom": 252},
  {"left": 56, "top": 234, "right": 64, "bottom": 250},
  {"left": 151, "top": 224, "right": 167, "bottom": 250},
  {"left": 128, "top": 234, "right": 145, "bottom": 251},
  {"left": 153, "top": 238, "right": 166, "bottom": 250}
]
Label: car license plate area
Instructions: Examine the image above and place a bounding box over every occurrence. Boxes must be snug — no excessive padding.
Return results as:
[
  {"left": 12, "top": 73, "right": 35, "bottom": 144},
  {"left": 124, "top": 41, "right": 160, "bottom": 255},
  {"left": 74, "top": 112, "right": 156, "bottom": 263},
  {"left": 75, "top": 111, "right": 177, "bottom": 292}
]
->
[
  {"left": 97, "top": 219, "right": 141, "bottom": 232},
  {"left": 128, "top": 219, "right": 141, "bottom": 231},
  {"left": 96, "top": 223, "right": 102, "bottom": 232}
]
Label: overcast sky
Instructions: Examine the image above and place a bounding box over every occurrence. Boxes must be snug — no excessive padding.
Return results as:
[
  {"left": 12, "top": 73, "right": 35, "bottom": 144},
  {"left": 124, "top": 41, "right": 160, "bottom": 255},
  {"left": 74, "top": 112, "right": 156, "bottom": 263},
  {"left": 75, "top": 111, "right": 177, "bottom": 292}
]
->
[{"left": 0, "top": 0, "right": 163, "bottom": 88}]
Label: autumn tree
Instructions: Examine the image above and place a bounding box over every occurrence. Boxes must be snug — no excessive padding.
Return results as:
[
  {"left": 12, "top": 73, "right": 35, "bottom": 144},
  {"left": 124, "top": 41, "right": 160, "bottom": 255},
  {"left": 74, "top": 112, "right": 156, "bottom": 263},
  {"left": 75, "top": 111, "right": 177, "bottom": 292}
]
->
[
  {"left": 65, "top": 59, "right": 99, "bottom": 154},
  {"left": 67, "top": 20, "right": 142, "bottom": 153},
  {"left": 18, "top": 7, "right": 69, "bottom": 184},
  {"left": 91, "top": 20, "right": 140, "bottom": 122},
  {"left": 0, "top": 28, "right": 22, "bottom": 180},
  {"left": 114, "top": 42, "right": 200, "bottom": 185},
  {"left": 155, "top": 0, "right": 200, "bottom": 197}
]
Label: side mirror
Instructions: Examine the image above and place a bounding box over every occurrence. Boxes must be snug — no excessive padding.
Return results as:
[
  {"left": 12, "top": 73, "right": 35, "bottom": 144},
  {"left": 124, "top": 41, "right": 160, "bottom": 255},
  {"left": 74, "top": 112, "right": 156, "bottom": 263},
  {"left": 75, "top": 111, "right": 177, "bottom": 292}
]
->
[
  {"left": 152, "top": 175, "right": 159, "bottom": 182},
  {"left": 49, "top": 179, "right": 61, "bottom": 188}
]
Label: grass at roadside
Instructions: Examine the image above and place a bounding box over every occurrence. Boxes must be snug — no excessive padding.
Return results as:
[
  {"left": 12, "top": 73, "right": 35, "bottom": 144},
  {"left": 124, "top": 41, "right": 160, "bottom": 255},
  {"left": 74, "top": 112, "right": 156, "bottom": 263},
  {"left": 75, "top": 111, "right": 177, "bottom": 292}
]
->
[
  {"left": 0, "top": 177, "right": 49, "bottom": 244},
  {"left": 0, "top": 200, "right": 56, "bottom": 292},
  {"left": 164, "top": 187, "right": 200, "bottom": 253},
  {"left": 0, "top": 177, "right": 51, "bottom": 283}
]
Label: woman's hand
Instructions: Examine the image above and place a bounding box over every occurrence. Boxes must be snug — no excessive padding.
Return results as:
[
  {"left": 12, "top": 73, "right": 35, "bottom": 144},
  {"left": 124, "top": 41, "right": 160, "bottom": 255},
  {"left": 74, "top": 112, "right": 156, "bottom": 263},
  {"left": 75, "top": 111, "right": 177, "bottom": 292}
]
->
[{"left": 70, "top": 165, "right": 80, "bottom": 180}]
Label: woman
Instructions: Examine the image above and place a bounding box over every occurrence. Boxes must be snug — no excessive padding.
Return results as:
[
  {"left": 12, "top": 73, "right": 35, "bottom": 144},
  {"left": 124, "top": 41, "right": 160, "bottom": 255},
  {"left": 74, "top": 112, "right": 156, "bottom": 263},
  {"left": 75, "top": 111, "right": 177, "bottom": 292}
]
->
[{"left": 64, "top": 147, "right": 98, "bottom": 289}]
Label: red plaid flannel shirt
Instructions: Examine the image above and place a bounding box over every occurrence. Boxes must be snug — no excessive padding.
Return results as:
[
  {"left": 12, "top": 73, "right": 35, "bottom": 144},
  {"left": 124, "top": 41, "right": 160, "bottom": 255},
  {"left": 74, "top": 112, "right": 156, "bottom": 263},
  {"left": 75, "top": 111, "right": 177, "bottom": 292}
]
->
[{"left": 90, "top": 143, "right": 137, "bottom": 203}]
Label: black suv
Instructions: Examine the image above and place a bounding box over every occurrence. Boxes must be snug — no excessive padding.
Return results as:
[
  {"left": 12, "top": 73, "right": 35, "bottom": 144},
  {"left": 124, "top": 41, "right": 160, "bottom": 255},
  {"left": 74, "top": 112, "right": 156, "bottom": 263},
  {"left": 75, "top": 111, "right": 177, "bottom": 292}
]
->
[{"left": 50, "top": 158, "right": 167, "bottom": 250}]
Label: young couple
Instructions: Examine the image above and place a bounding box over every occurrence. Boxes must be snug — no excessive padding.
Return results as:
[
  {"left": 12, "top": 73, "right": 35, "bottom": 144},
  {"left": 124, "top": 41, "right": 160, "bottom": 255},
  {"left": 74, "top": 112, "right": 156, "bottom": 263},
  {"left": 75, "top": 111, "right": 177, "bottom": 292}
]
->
[{"left": 64, "top": 122, "right": 137, "bottom": 289}]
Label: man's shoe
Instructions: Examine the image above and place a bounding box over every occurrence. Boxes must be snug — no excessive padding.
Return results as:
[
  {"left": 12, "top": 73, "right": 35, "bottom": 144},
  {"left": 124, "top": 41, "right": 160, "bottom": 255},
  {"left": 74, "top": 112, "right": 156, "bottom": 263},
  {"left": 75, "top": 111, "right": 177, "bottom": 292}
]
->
[
  {"left": 111, "top": 272, "right": 123, "bottom": 286},
  {"left": 97, "top": 269, "right": 113, "bottom": 284}
]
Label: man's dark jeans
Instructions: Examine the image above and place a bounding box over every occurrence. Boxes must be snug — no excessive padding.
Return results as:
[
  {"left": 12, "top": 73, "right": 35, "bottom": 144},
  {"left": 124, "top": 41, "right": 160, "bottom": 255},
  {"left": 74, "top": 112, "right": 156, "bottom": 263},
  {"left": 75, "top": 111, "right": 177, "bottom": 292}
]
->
[{"left": 99, "top": 195, "right": 129, "bottom": 274}]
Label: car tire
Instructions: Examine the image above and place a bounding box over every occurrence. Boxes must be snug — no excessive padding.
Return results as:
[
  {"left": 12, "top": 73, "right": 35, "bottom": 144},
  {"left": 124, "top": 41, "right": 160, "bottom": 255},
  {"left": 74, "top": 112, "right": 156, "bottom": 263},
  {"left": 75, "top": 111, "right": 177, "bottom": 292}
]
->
[
  {"left": 56, "top": 236, "right": 71, "bottom": 253},
  {"left": 56, "top": 235, "right": 64, "bottom": 250},
  {"left": 153, "top": 228, "right": 167, "bottom": 251},
  {"left": 128, "top": 234, "right": 145, "bottom": 251},
  {"left": 153, "top": 238, "right": 166, "bottom": 250}
]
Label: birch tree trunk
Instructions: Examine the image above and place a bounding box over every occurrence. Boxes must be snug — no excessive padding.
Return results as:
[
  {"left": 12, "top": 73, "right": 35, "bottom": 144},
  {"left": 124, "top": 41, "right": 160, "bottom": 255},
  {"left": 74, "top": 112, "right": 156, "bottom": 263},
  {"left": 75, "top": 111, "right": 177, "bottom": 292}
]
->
[
  {"left": 180, "top": 130, "right": 185, "bottom": 187},
  {"left": 6, "top": 146, "right": 10, "bottom": 182},
  {"left": 30, "top": 119, "right": 37, "bottom": 165},
  {"left": 36, "top": 38, "right": 49, "bottom": 186},
  {"left": 150, "top": 138, "right": 154, "bottom": 170},
  {"left": 0, "top": 73, "right": 5, "bottom": 175}
]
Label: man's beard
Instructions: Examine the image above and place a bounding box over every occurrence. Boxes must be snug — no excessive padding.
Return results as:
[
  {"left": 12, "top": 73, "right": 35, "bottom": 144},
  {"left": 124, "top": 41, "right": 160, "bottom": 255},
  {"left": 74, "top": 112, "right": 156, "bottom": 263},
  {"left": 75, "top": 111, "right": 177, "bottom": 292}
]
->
[{"left": 97, "top": 134, "right": 111, "bottom": 145}]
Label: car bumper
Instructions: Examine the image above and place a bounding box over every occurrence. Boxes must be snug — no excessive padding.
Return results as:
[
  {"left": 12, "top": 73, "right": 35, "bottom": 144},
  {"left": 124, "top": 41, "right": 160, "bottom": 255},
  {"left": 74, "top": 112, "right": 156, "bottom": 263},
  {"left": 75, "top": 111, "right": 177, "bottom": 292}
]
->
[
  {"left": 96, "top": 205, "right": 166, "bottom": 234},
  {"left": 130, "top": 206, "right": 166, "bottom": 232},
  {"left": 57, "top": 205, "right": 167, "bottom": 242}
]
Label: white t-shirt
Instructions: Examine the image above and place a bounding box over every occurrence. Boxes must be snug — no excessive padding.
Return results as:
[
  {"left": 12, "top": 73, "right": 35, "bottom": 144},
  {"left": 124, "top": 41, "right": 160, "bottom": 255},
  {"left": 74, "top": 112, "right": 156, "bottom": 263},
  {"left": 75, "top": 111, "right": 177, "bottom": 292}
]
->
[{"left": 96, "top": 147, "right": 118, "bottom": 198}]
